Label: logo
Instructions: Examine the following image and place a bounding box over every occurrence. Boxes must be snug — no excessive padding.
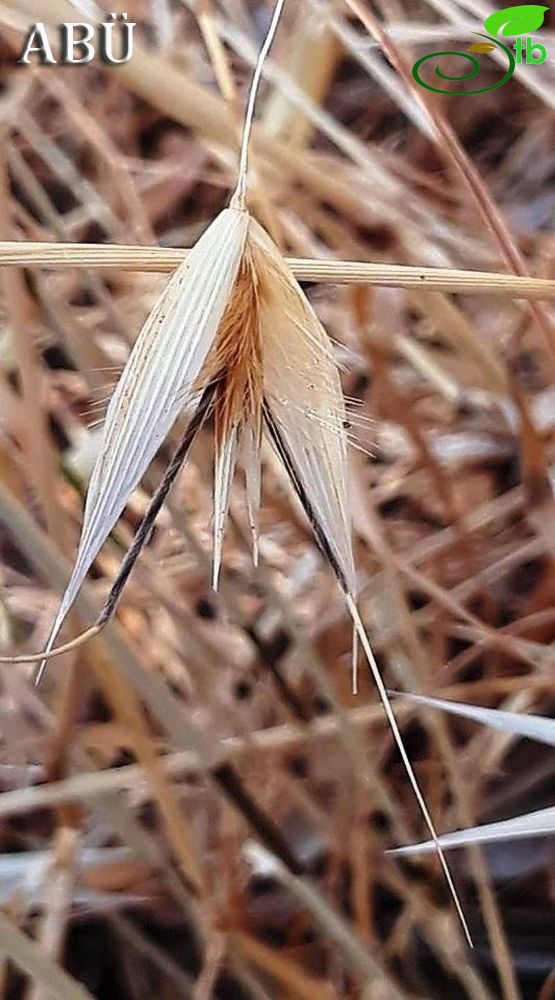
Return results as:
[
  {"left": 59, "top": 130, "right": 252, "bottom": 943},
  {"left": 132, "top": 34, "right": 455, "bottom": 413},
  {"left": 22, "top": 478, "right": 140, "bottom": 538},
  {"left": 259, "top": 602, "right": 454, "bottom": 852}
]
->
[
  {"left": 17, "top": 13, "right": 134, "bottom": 66},
  {"left": 412, "top": 4, "right": 549, "bottom": 94}
]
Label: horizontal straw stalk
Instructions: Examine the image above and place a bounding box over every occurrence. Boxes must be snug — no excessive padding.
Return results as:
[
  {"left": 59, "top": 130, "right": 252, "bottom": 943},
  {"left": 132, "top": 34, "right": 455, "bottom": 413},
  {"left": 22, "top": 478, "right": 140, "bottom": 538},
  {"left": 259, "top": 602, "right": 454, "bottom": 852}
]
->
[{"left": 0, "top": 241, "right": 554, "bottom": 299}]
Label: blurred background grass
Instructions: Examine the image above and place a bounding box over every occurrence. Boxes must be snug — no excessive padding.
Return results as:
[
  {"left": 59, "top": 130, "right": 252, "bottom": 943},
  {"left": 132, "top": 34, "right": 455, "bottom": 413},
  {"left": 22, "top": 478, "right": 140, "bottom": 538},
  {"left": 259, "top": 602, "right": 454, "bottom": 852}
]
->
[{"left": 0, "top": 1, "right": 554, "bottom": 997}]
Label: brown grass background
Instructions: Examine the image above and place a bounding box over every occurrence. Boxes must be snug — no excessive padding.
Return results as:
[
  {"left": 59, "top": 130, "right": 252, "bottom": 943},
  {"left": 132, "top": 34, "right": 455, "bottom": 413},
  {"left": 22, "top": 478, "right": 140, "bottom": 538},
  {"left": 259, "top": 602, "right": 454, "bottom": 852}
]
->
[{"left": 0, "top": 1, "right": 554, "bottom": 997}]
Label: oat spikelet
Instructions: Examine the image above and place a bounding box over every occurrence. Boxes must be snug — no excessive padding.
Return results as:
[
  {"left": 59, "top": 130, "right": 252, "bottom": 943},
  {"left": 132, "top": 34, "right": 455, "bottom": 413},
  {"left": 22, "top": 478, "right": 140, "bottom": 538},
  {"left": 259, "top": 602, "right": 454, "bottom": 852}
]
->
[
  {"left": 1, "top": 0, "right": 286, "bottom": 676},
  {"left": 31, "top": 207, "right": 249, "bottom": 682},
  {"left": 0, "top": 0, "right": 472, "bottom": 945}
]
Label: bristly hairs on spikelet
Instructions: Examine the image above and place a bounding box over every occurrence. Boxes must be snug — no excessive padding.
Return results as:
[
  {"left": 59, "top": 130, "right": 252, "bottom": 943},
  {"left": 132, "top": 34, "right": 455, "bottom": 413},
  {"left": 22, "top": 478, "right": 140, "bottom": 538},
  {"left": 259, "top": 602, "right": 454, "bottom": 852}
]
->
[
  {"left": 202, "top": 248, "right": 262, "bottom": 585},
  {"left": 0, "top": 0, "right": 472, "bottom": 947}
]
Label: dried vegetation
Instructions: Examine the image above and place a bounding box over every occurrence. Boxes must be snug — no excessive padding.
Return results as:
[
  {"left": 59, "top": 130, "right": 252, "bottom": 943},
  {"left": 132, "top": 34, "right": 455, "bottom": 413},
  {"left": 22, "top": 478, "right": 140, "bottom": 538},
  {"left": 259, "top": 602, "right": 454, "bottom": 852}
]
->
[{"left": 0, "top": 0, "right": 554, "bottom": 997}]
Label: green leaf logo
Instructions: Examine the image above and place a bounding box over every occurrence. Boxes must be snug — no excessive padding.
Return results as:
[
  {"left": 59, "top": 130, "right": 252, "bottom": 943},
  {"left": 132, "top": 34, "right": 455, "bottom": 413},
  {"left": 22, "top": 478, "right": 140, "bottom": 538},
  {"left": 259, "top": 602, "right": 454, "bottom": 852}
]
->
[{"left": 484, "top": 4, "right": 549, "bottom": 36}]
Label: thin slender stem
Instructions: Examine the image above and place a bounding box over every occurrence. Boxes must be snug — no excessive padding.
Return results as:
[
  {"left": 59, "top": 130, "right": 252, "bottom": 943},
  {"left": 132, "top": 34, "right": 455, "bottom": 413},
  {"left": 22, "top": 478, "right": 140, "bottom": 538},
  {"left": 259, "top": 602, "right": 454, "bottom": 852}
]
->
[
  {"left": 231, "top": 0, "right": 287, "bottom": 209},
  {"left": 0, "top": 243, "right": 553, "bottom": 299}
]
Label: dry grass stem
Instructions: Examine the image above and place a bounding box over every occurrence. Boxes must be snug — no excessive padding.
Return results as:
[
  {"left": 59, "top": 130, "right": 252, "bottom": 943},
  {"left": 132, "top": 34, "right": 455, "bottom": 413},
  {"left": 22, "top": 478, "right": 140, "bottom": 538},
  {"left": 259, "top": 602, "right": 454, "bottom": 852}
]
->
[{"left": 0, "top": 240, "right": 553, "bottom": 298}]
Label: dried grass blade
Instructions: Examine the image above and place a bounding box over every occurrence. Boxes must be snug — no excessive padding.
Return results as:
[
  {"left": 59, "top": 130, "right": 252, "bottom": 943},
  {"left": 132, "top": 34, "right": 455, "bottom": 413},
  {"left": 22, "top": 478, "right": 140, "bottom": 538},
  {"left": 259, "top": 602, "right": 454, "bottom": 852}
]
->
[
  {"left": 0, "top": 911, "right": 93, "bottom": 1000},
  {"left": 1, "top": 242, "right": 554, "bottom": 299},
  {"left": 390, "top": 806, "right": 555, "bottom": 856},
  {"left": 396, "top": 693, "right": 555, "bottom": 748}
]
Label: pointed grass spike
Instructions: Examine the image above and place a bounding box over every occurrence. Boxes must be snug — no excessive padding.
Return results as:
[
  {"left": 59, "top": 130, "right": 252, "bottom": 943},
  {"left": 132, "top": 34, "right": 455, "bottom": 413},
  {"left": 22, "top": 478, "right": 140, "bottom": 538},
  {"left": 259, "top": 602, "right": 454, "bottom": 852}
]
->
[
  {"left": 394, "top": 693, "right": 555, "bottom": 748},
  {"left": 390, "top": 806, "right": 555, "bottom": 856}
]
